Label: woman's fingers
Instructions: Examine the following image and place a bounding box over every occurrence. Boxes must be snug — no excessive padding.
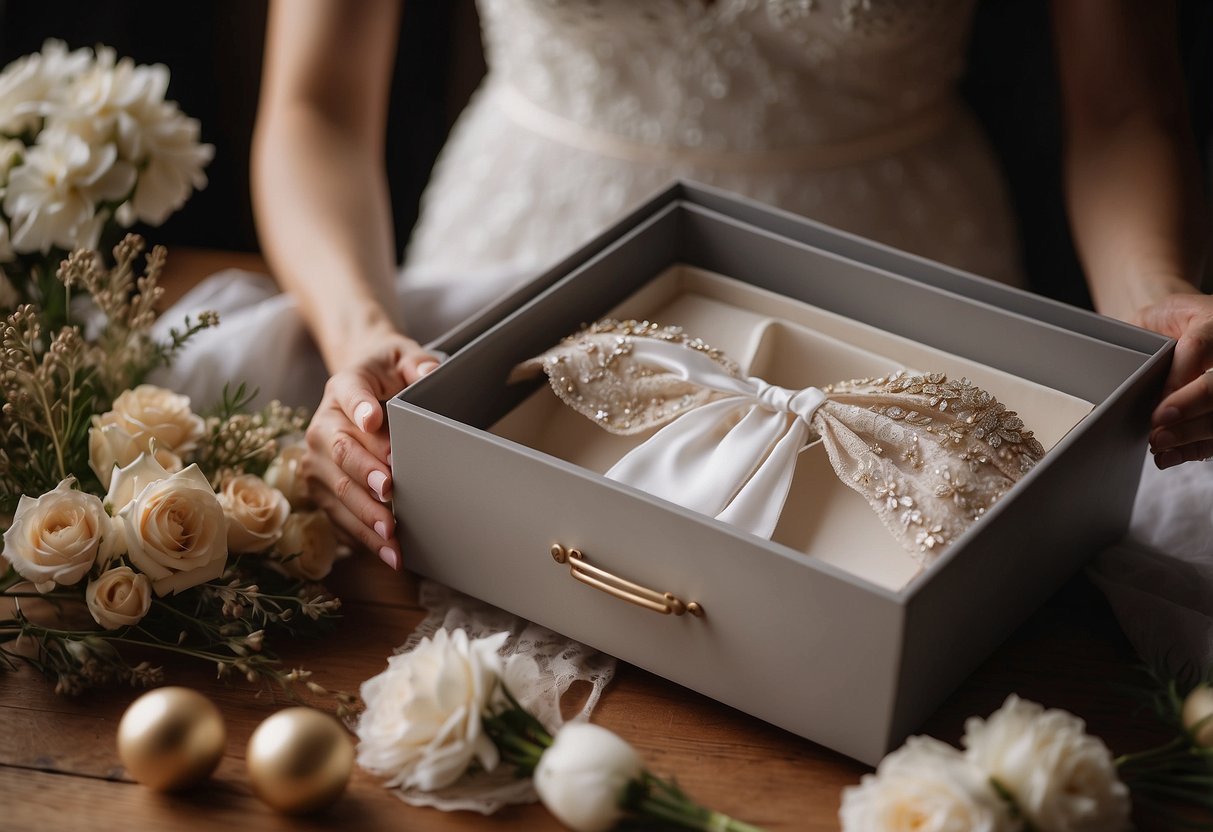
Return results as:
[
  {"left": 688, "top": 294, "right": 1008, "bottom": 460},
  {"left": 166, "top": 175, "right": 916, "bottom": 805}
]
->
[
  {"left": 304, "top": 444, "right": 399, "bottom": 567},
  {"left": 1150, "top": 371, "right": 1213, "bottom": 466}
]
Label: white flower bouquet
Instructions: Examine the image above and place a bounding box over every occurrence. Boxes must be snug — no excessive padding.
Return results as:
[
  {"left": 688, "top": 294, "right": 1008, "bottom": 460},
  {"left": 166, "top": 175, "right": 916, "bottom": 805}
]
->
[
  {"left": 0, "top": 40, "right": 212, "bottom": 303},
  {"left": 0, "top": 42, "right": 343, "bottom": 698},
  {"left": 355, "top": 628, "right": 768, "bottom": 832}
]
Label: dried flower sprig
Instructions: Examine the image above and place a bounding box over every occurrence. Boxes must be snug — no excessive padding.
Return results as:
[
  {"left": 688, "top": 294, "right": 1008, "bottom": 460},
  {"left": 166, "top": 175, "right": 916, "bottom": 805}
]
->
[{"left": 0, "top": 234, "right": 217, "bottom": 513}]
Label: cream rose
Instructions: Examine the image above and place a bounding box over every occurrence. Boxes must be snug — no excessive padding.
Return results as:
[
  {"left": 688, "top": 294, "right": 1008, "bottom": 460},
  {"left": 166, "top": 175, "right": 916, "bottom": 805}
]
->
[
  {"left": 840, "top": 736, "right": 1017, "bottom": 832},
  {"left": 274, "top": 511, "right": 338, "bottom": 581},
  {"left": 89, "top": 413, "right": 183, "bottom": 489},
  {"left": 105, "top": 449, "right": 176, "bottom": 515},
  {"left": 963, "top": 695, "right": 1130, "bottom": 832},
  {"left": 118, "top": 462, "right": 228, "bottom": 596},
  {"left": 535, "top": 723, "right": 643, "bottom": 832},
  {"left": 104, "top": 384, "right": 205, "bottom": 455},
  {"left": 85, "top": 565, "right": 151, "bottom": 629},
  {"left": 1, "top": 477, "right": 114, "bottom": 592},
  {"left": 355, "top": 629, "right": 507, "bottom": 791},
  {"left": 219, "top": 474, "right": 290, "bottom": 554},
  {"left": 263, "top": 439, "right": 310, "bottom": 510}
]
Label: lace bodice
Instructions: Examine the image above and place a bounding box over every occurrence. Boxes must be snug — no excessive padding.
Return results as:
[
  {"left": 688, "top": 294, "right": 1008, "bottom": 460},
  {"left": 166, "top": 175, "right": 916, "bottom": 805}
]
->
[
  {"left": 479, "top": 0, "right": 972, "bottom": 152},
  {"left": 402, "top": 0, "right": 1021, "bottom": 315}
]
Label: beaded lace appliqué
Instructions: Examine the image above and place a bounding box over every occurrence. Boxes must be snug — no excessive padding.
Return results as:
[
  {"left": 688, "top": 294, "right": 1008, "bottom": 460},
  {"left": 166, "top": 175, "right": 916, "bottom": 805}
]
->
[{"left": 515, "top": 320, "right": 1045, "bottom": 568}]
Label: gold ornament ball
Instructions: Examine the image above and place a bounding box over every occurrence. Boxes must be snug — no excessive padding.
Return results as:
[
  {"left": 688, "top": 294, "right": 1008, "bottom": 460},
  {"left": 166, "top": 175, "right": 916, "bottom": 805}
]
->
[
  {"left": 117, "top": 687, "right": 227, "bottom": 791},
  {"left": 247, "top": 707, "right": 354, "bottom": 814}
]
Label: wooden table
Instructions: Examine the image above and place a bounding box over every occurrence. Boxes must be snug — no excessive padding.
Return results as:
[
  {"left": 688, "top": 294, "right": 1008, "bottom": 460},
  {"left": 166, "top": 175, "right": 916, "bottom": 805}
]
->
[
  {"left": 0, "top": 550, "right": 1188, "bottom": 832},
  {"left": 0, "top": 250, "right": 1193, "bottom": 830}
]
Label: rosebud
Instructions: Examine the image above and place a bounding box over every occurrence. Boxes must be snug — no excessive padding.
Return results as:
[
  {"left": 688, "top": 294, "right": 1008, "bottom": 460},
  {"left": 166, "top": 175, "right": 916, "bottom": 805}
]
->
[
  {"left": 534, "top": 723, "right": 643, "bottom": 832},
  {"left": 1183, "top": 684, "right": 1213, "bottom": 747}
]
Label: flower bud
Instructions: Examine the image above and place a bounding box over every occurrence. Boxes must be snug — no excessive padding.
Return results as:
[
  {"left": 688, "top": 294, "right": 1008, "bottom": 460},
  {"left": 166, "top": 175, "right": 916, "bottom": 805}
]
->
[
  {"left": 535, "top": 723, "right": 642, "bottom": 832},
  {"left": 1183, "top": 684, "right": 1213, "bottom": 747}
]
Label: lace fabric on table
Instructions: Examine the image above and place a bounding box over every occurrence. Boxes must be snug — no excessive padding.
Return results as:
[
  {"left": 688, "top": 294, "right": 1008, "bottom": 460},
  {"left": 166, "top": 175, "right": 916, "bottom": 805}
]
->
[{"left": 512, "top": 319, "right": 1045, "bottom": 569}]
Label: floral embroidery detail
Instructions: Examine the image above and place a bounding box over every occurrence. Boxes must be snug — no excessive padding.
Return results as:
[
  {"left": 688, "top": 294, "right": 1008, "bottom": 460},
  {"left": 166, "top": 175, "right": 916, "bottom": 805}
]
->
[
  {"left": 916, "top": 524, "right": 947, "bottom": 551},
  {"left": 517, "top": 321, "right": 1046, "bottom": 569}
]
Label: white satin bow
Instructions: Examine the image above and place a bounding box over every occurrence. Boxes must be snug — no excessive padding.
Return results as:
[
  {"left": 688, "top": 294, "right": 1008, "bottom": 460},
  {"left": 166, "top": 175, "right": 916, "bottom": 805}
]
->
[
  {"left": 514, "top": 319, "right": 1043, "bottom": 564},
  {"left": 604, "top": 339, "right": 828, "bottom": 538}
]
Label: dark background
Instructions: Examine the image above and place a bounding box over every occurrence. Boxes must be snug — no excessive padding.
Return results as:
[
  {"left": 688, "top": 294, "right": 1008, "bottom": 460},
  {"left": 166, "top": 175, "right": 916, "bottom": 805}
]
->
[{"left": 0, "top": 0, "right": 1209, "bottom": 309}]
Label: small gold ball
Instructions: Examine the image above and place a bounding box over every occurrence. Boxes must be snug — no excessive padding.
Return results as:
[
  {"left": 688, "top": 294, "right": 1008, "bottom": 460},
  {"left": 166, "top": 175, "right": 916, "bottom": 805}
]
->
[
  {"left": 117, "top": 687, "right": 226, "bottom": 791},
  {"left": 247, "top": 707, "right": 354, "bottom": 814}
]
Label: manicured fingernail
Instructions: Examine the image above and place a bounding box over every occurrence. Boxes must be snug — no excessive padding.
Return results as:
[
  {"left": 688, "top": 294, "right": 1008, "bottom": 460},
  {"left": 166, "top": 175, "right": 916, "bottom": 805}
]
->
[
  {"left": 378, "top": 546, "right": 400, "bottom": 570},
  {"left": 417, "top": 360, "right": 439, "bottom": 376},
  {"left": 354, "top": 401, "right": 376, "bottom": 432},
  {"left": 1151, "top": 429, "right": 1177, "bottom": 451},
  {"left": 1155, "top": 450, "right": 1181, "bottom": 469},
  {"left": 368, "top": 469, "right": 390, "bottom": 501},
  {"left": 374, "top": 520, "right": 390, "bottom": 541},
  {"left": 1155, "top": 406, "right": 1181, "bottom": 426}
]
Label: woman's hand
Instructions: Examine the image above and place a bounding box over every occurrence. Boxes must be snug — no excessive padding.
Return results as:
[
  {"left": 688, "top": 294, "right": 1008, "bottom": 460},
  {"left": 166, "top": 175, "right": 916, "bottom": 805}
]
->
[
  {"left": 303, "top": 332, "right": 440, "bottom": 569},
  {"left": 1137, "top": 289, "right": 1213, "bottom": 468}
]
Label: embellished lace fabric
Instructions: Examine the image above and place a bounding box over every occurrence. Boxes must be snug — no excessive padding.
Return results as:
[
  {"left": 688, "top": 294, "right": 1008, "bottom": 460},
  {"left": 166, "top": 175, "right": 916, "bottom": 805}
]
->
[
  {"left": 514, "top": 320, "right": 1044, "bottom": 569},
  {"left": 403, "top": 0, "right": 1024, "bottom": 291},
  {"left": 382, "top": 581, "right": 617, "bottom": 815}
]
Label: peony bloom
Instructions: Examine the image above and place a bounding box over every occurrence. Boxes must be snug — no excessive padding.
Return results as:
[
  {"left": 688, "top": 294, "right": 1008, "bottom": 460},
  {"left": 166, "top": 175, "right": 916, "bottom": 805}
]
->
[
  {"left": 4, "top": 128, "right": 135, "bottom": 254},
  {"left": 219, "top": 474, "right": 290, "bottom": 554},
  {"left": 124, "top": 104, "right": 212, "bottom": 226},
  {"left": 117, "top": 461, "right": 228, "bottom": 596},
  {"left": 1, "top": 477, "right": 115, "bottom": 592},
  {"left": 355, "top": 629, "right": 507, "bottom": 791},
  {"left": 274, "top": 511, "right": 338, "bottom": 581},
  {"left": 534, "top": 723, "right": 643, "bottom": 832},
  {"left": 0, "top": 39, "right": 93, "bottom": 134},
  {"left": 840, "top": 735, "right": 1019, "bottom": 832},
  {"left": 963, "top": 695, "right": 1130, "bottom": 832},
  {"left": 85, "top": 565, "right": 151, "bottom": 630},
  {"left": 49, "top": 46, "right": 168, "bottom": 154}
]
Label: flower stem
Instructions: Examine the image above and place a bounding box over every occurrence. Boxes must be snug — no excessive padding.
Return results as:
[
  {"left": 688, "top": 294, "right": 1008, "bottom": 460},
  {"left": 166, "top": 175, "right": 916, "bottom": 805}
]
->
[{"left": 628, "top": 771, "right": 769, "bottom": 832}]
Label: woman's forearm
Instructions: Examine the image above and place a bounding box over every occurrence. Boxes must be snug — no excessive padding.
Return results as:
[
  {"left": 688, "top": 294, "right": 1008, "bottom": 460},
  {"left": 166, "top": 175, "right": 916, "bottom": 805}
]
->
[
  {"left": 251, "top": 0, "right": 404, "bottom": 373},
  {"left": 252, "top": 104, "right": 400, "bottom": 371},
  {"left": 1063, "top": 107, "right": 1207, "bottom": 322},
  {"left": 1054, "top": 0, "right": 1208, "bottom": 324}
]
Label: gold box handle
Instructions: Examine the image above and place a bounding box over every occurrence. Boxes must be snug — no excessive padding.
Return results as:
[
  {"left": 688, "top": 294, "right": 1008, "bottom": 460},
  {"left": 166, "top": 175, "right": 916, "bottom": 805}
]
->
[{"left": 550, "top": 544, "right": 704, "bottom": 618}]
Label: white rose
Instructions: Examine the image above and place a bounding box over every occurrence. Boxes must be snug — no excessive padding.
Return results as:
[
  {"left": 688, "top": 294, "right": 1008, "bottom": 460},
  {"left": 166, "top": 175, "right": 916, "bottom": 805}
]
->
[
  {"left": 220, "top": 474, "right": 289, "bottom": 554},
  {"left": 85, "top": 565, "right": 151, "bottom": 630},
  {"left": 840, "top": 736, "right": 1018, "bottom": 832},
  {"left": 103, "top": 384, "right": 205, "bottom": 456},
  {"left": 105, "top": 448, "right": 176, "bottom": 515},
  {"left": 118, "top": 463, "right": 227, "bottom": 596},
  {"left": 263, "top": 440, "right": 310, "bottom": 510},
  {"left": 89, "top": 414, "right": 183, "bottom": 490},
  {"left": 535, "top": 723, "right": 643, "bottom": 832},
  {"left": 274, "top": 511, "right": 338, "bottom": 581},
  {"left": 963, "top": 695, "right": 1130, "bottom": 832},
  {"left": 356, "top": 629, "right": 507, "bottom": 791},
  {"left": 1, "top": 477, "right": 114, "bottom": 592}
]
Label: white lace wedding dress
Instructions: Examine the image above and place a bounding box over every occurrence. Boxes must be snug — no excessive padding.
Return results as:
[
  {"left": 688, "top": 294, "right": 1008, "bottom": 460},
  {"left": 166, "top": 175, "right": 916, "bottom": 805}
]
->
[{"left": 159, "top": 0, "right": 1213, "bottom": 753}]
